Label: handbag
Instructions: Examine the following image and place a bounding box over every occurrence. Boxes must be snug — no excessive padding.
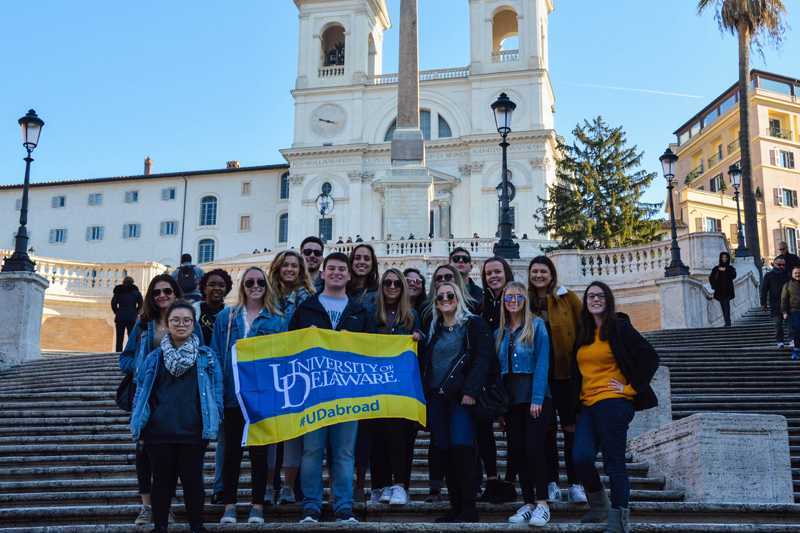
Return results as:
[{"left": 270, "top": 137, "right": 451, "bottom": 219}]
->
[
  {"left": 115, "top": 371, "right": 136, "bottom": 412},
  {"left": 470, "top": 376, "right": 511, "bottom": 423}
]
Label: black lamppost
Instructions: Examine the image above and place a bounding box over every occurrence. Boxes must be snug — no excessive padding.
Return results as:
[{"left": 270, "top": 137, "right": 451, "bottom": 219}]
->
[
  {"left": 491, "top": 93, "right": 519, "bottom": 259},
  {"left": 728, "top": 163, "right": 750, "bottom": 257},
  {"left": 3, "top": 110, "right": 44, "bottom": 273},
  {"left": 660, "top": 148, "right": 690, "bottom": 277}
]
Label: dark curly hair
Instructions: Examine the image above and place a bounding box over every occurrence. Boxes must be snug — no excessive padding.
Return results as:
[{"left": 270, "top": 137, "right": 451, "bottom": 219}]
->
[{"left": 198, "top": 269, "right": 233, "bottom": 301}]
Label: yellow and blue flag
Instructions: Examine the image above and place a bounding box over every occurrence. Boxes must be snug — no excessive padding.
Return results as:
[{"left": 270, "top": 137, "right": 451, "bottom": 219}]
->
[{"left": 232, "top": 327, "right": 426, "bottom": 446}]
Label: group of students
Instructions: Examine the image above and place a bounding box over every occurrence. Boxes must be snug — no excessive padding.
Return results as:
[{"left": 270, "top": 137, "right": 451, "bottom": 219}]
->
[{"left": 120, "top": 238, "right": 659, "bottom": 533}]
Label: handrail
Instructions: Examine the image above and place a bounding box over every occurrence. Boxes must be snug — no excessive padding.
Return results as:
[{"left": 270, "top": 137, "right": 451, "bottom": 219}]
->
[
  {"left": 727, "top": 137, "right": 740, "bottom": 155},
  {"left": 768, "top": 127, "right": 792, "bottom": 140}
]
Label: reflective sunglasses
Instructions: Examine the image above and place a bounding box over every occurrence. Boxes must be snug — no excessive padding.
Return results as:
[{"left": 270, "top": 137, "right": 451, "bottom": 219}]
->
[
  {"left": 504, "top": 294, "right": 524, "bottom": 303},
  {"left": 451, "top": 255, "right": 471, "bottom": 264},
  {"left": 382, "top": 279, "right": 403, "bottom": 289},
  {"left": 405, "top": 277, "right": 422, "bottom": 286},
  {"left": 434, "top": 273, "right": 454, "bottom": 282},
  {"left": 435, "top": 292, "right": 456, "bottom": 302},
  {"left": 152, "top": 288, "right": 174, "bottom": 297},
  {"left": 302, "top": 248, "right": 323, "bottom": 257},
  {"left": 169, "top": 317, "right": 195, "bottom": 326},
  {"left": 244, "top": 278, "right": 267, "bottom": 289}
]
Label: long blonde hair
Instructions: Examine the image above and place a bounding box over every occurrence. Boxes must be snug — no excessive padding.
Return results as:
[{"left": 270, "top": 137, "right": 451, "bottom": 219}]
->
[
  {"left": 428, "top": 281, "right": 473, "bottom": 338},
  {"left": 269, "top": 250, "right": 316, "bottom": 300},
  {"left": 236, "top": 266, "right": 280, "bottom": 315},
  {"left": 375, "top": 268, "right": 415, "bottom": 332},
  {"left": 422, "top": 264, "right": 478, "bottom": 323},
  {"left": 495, "top": 281, "right": 536, "bottom": 354}
]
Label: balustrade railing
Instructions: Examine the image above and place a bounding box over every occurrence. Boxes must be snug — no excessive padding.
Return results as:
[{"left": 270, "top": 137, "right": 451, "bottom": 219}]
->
[
  {"left": 319, "top": 66, "right": 345, "bottom": 77},
  {"left": 367, "top": 67, "right": 469, "bottom": 86},
  {"left": 492, "top": 50, "right": 520, "bottom": 62},
  {"left": 707, "top": 152, "right": 723, "bottom": 168}
]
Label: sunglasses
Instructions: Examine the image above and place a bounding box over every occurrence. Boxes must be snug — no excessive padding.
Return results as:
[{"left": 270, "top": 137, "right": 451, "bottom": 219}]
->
[
  {"left": 383, "top": 279, "right": 403, "bottom": 289},
  {"left": 504, "top": 294, "right": 524, "bottom": 303},
  {"left": 169, "top": 317, "right": 195, "bottom": 326},
  {"left": 434, "top": 273, "right": 454, "bottom": 282},
  {"left": 405, "top": 277, "right": 422, "bottom": 286},
  {"left": 586, "top": 293, "right": 606, "bottom": 301},
  {"left": 302, "top": 248, "right": 323, "bottom": 257},
  {"left": 152, "top": 288, "right": 174, "bottom": 297},
  {"left": 451, "top": 255, "right": 471, "bottom": 264},
  {"left": 244, "top": 278, "right": 267, "bottom": 289},
  {"left": 436, "top": 292, "right": 456, "bottom": 302}
]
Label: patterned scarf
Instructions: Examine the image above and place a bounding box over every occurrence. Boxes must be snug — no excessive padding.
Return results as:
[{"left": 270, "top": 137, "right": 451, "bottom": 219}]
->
[{"left": 161, "top": 333, "right": 199, "bottom": 377}]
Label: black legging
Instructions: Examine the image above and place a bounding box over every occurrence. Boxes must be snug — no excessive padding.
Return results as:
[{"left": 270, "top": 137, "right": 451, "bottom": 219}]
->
[
  {"left": 147, "top": 442, "right": 208, "bottom": 530},
  {"left": 505, "top": 398, "right": 552, "bottom": 503},
  {"left": 370, "top": 418, "right": 416, "bottom": 488},
  {"left": 135, "top": 442, "right": 151, "bottom": 494},
  {"left": 116, "top": 322, "right": 135, "bottom": 353},
  {"left": 222, "top": 406, "right": 271, "bottom": 504},
  {"left": 428, "top": 434, "right": 444, "bottom": 489},
  {"left": 475, "top": 420, "right": 498, "bottom": 479},
  {"left": 545, "top": 378, "right": 579, "bottom": 485}
]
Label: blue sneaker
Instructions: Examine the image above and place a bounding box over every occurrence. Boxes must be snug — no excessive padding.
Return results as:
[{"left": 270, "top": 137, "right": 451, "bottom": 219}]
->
[
  {"left": 335, "top": 507, "right": 358, "bottom": 523},
  {"left": 792, "top": 352, "right": 799, "bottom": 360}
]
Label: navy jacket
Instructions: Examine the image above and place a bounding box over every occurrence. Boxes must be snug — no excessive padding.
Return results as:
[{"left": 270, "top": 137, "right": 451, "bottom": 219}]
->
[
  {"left": 111, "top": 284, "right": 143, "bottom": 324},
  {"left": 762, "top": 268, "right": 791, "bottom": 316},
  {"left": 289, "top": 293, "right": 377, "bottom": 334}
]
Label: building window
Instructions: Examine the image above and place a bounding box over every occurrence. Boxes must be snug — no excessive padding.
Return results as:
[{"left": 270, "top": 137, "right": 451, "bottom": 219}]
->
[
  {"left": 198, "top": 239, "right": 215, "bottom": 263},
  {"left": 160, "top": 220, "right": 179, "bottom": 236},
  {"left": 162, "top": 188, "right": 177, "bottom": 200},
  {"left": 279, "top": 214, "right": 289, "bottom": 243},
  {"left": 52, "top": 196, "right": 66, "bottom": 208},
  {"left": 239, "top": 215, "right": 251, "bottom": 232},
  {"left": 49, "top": 228, "right": 68, "bottom": 243},
  {"left": 125, "top": 191, "right": 139, "bottom": 203},
  {"left": 780, "top": 151, "right": 796, "bottom": 169},
  {"left": 385, "top": 110, "right": 434, "bottom": 142},
  {"left": 200, "top": 196, "right": 217, "bottom": 226},
  {"left": 783, "top": 188, "right": 798, "bottom": 208},
  {"left": 319, "top": 218, "right": 332, "bottom": 242},
  {"left": 15, "top": 199, "right": 21, "bottom": 210},
  {"left": 241, "top": 182, "right": 252, "bottom": 196},
  {"left": 86, "top": 226, "right": 104, "bottom": 241},
  {"left": 123, "top": 223, "right": 141, "bottom": 239},
  {"left": 709, "top": 174, "right": 723, "bottom": 193},
  {"left": 705, "top": 217, "right": 722, "bottom": 232},
  {"left": 88, "top": 193, "right": 103, "bottom": 206},
  {"left": 438, "top": 114, "right": 452, "bottom": 138},
  {"left": 786, "top": 227, "right": 799, "bottom": 255},
  {"left": 280, "top": 173, "right": 290, "bottom": 199}
]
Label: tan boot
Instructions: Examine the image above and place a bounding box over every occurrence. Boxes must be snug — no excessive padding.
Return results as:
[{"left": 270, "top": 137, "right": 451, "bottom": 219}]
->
[{"left": 580, "top": 488, "right": 610, "bottom": 523}]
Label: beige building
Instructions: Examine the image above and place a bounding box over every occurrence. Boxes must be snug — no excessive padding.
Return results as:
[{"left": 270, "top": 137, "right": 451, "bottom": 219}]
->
[{"left": 672, "top": 70, "right": 799, "bottom": 263}]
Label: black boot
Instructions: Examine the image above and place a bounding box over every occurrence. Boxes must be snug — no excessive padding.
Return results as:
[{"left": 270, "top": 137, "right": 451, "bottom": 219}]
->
[
  {"left": 478, "top": 478, "right": 500, "bottom": 503},
  {"left": 435, "top": 449, "right": 461, "bottom": 523},
  {"left": 451, "top": 445, "right": 479, "bottom": 523}
]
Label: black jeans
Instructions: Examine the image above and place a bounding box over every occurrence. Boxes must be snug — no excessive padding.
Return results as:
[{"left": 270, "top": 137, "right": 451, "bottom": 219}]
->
[
  {"left": 475, "top": 420, "right": 498, "bottom": 478},
  {"left": 116, "top": 322, "right": 135, "bottom": 353},
  {"left": 370, "top": 418, "right": 416, "bottom": 488},
  {"left": 545, "top": 378, "right": 579, "bottom": 485},
  {"left": 505, "top": 398, "right": 552, "bottom": 503},
  {"left": 146, "top": 442, "right": 208, "bottom": 530},
  {"left": 135, "top": 442, "right": 151, "bottom": 494},
  {"left": 719, "top": 298, "right": 732, "bottom": 326},
  {"left": 222, "top": 406, "right": 271, "bottom": 504}
]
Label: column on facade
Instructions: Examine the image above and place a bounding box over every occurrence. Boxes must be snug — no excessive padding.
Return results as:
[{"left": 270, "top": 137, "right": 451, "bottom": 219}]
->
[
  {"left": 288, "top": 174, "right": 306, "bottom": 247},
  {"left": 347, "top": 171, "right": 363, "bottom": 240},
  {"left": 439, "top": 198, "right": 451, "bottom": 239}
]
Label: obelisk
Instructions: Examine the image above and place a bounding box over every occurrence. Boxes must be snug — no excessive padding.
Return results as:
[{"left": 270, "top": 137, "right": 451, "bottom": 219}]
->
[{"left": 382, "top": 0, "right": 431, "bottom": 240}]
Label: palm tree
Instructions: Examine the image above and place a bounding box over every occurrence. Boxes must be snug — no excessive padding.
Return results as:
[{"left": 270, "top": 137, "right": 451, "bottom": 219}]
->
[{"left": 697, "top": 0, "right": 787, "bottom": 273}]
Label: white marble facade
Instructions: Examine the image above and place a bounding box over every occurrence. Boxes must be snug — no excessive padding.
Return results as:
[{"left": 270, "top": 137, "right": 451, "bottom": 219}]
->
[{"left": 0, "top": 0, "right": 557, "bottom": 265}]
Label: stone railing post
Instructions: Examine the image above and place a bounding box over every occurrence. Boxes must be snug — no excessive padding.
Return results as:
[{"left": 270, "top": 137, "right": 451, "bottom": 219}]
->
[{"left": 0, "top": 271, "right": 49, "bottom": 369}]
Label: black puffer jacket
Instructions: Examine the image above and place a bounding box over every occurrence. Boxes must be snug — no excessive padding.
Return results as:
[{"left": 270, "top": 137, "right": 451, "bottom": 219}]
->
[
  {"left": 111, "top": 284, "right": 143, "bottom": 324},
  {"left": 288, "top": 293, "right": 377, "bottom": 333},
  {"left": 709, "top": 252, "right": 736, "bottom": 302}
]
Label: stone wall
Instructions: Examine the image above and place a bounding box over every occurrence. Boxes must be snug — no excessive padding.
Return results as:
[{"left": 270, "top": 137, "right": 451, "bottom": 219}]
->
[{"left": 41, "top": 316, "right": 114, "bottom": 353}]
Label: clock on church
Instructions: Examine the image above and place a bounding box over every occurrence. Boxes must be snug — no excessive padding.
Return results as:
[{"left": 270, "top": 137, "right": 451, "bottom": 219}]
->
[{"left": 310, "top": 104, "right": 346, "bottom": 139}]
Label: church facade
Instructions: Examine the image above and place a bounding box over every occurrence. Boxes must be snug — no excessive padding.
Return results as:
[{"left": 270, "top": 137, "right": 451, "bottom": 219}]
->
[{"left": 0, "top": 0, "right": 557, "bottom": 266}]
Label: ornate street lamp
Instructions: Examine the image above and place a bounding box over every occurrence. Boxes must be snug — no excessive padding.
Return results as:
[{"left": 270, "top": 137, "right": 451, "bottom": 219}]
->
[
  {"left": 660, "top": 148, "right": 690, "bottom": 277},
  {"left": 3, "top": 110, "right": 44, "bottom": 273},
  {"left": 728, "top": 164, "right": 750, "bottom": 257},
  {"left": 490, "top": 93, "right": 519, "bottom": 259}
]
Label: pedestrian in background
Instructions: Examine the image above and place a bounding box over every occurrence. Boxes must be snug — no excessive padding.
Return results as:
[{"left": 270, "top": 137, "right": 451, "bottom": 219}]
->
[
  {"left": 777, "top": 241, "right": 800, "bottom": 274},
  {"left": 112, "top": 276, "right": 143, "bottom": 352},
  {"left": 171, "top": 254, "right": 205, "bottom": 303},
  {"left": 781, "top": 266, "right": 800, "bottom": 360},
  {"left": 709, "top": 252, "right": 736, "bottom": 327},
  {"left": 762, "top": 257, "right": 793, "bottom": 349}
]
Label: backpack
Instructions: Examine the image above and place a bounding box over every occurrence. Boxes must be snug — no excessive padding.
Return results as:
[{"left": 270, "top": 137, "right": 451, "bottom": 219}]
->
[{"left": 177, "top": 265, "right": 197, "bottom": 293}]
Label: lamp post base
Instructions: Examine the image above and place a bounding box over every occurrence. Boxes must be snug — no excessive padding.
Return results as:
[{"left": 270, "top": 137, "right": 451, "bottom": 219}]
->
[
  {"left": 735, "top": 247, "right": 750, "bottom": 258},
  {"left": 665, "top": 262, "right": 691, "bottom": 277},
  {"left": 1, "top": 253, "right": 36, "bottom": 273},
  {"left": 493, "top": 239, "right": 520, "bottom": 259}
]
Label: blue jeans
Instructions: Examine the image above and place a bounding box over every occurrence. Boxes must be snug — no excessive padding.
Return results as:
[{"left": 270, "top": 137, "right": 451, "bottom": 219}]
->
[
  {"left": 301, "top": 421, "right": 358, "bottom": 513},
  {"left": 773, "top": 314, "right": 794, "bottom": 344},
  {"left": 719, "top": 298, "right": 732, "bottom": 326},
  {"left": 573, "top": 398, "right": 634, "bottom": 509},
  {"left": 428, "top": 392, "right": 475, "bottom": 450},
  {"left": 213, "top": 420, "right": 225, "bottom": 495},
  {"left": 791, "top": 312, "right": 800, "bottom": 351}
]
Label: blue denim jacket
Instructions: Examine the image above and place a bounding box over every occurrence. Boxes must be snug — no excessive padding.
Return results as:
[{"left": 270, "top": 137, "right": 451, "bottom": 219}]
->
[
  {"left": 209, "top": 305, "right": 287, "bottom": 408},
  {"left": 281, "top": 287, "right": 311, "bottom": 323},
  {"left": 130, "top": 342, "right": 223, "bottom": 442},
  {"left": 494, "top": 317, "right": 550, "bottom": 404},
  {"left": 119, "top": 319, "right": 202, "bottom": 374}
]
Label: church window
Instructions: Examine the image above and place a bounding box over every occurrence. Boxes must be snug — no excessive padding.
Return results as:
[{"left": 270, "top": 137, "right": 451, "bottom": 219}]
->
[
  {"left": 280, "top": 173, "right": 290, "bottom": 199},
  {"left": 384, "top": 110, "right": 434, "bottom": 142},
  {"left": 384, "top": 121, "right": 397, "bottom": 142},
  {"left": 319, "top": 218, "right": 332, "bottom": 242},
  {"left": 438, "top": 115, "right": 452, "bottom": 138},
  {"left": 198, "top": 239, "right": 215, "bottom": 264},
  {"left": 200, "top": 196, "right": 218, "bottom": 227},
  {"left": 279, "top": 214, "right": 289, "bottom": 244}
]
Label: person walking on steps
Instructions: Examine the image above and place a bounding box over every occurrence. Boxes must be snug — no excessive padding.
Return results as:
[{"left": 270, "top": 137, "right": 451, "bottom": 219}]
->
[
  {"left": 777, "top": 241, "right": 800, "bottom": 274},
  {"left": 709, "top": 252, "right": 736, "bottom": 327},
  {"left": 421, "top": 282, "right": 494, "bottom": 523},
  {"left": 781, "top": 266, "right": 800, "bottom": 360},
  {"left": 762, "top": 257, "right": 793, "bottom": 349},
  {"left": 571, "top": 282, "right": 660, "bottom": 533},
  {"left": 130, "top": 301, "right": 223, "bottom": 533},
  {"left": 112, "top": 276, "right": 143, "bottom": 352},
  {"left": 171, "top": 254, "right": 205, "bottom": 303},
  {"left": 495, "top": 282, "right": 552, "bottom": 527}
]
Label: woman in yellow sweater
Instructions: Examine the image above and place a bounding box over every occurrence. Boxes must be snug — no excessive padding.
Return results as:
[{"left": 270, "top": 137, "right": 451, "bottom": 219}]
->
[{"left": 570, "top": 282, "right": 659, "bottom": 533}]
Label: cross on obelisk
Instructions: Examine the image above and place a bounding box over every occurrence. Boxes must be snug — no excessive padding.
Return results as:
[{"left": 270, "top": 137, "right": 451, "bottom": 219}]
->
[{"left": 383, "top": 0, "right": 432, "bottom": 240}]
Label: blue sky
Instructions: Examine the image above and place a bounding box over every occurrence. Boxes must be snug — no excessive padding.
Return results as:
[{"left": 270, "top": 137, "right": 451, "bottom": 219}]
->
[{"left": 0, "top": 0, "right": 797, "bottom": 209}]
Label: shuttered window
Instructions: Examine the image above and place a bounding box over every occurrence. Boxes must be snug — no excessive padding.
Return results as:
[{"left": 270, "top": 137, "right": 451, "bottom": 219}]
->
[
  {"left": 200, "top": 197, "right": 217, "bottom": 226},
  {"left": 88, "top": 193, "right": 102, "bottom": 206},
  {"left": 239, "top": 215, "right": 251, "bottom": 232},
  {"left": 49, "top": 228, "right": 68, "bottom": 243},
  {"left": 162, "top": 188, "right": 176, "bottom": 200},
  {"left": 125, "top": 191, "right": 139, "bottom": 203},
  {"left": 123, "top": 224, "right": 141, "bottom": 239},
  {"left": 52, "top": 196, "right": 66, "bottom": 208},
  {"left": 198, "top": 239, "right": 215, "bottom": 263},
  {"left": 86, "top": 226, "right": 104, "bottom": 241},
  {"left": 160, "top": 221, "right": 179, "bottom": 236}
]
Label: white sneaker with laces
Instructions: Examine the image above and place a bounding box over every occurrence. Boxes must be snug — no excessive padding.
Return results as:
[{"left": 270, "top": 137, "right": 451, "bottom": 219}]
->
[
  {"left": 568, "top": 484, "right": 587, "bottom": 503},
  {"left": 379, "top": 486, "right": 393, "bottom": 504},
  {"left": 529, "top": 504, "right": 551, "bottom": 527},
  {"left": 546, "top": 482, "right": 561, "bottom": 503},
  {"left": 389, "top": 485, "right": 409, "bottom": 505},
  {"left": 370, "top": 489, "right": 381, "bottom": 503},
  {"left": 778, "top": 342, "right": 785, "bottom": 349},
  {"left": 508, "top": 504, "right": 533, "bottom": 524}
]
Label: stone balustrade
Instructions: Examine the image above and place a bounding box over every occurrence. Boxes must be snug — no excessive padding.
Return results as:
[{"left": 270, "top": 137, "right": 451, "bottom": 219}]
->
[
  {"left": 367, "top": 67, "right": 470, "bottom": 86},
  {"left": 492, "top": 49, "right": 520, "bottom": 62},
  {"left": 318, "top": 65, "right": 344, "bottom": 77}
]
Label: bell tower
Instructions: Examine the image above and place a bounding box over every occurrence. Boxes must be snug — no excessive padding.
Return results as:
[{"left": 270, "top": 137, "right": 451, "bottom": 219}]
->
[{"left": 294, "top": 0, "right": 391, "bottom": 89}]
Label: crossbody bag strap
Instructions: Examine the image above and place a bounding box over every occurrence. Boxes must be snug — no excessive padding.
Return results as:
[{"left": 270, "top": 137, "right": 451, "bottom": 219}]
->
[{"left": 224, "top": 310, "right": 234, "bottom": 374}]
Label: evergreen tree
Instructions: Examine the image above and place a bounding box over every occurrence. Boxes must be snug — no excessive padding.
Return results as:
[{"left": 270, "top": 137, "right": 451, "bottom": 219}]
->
[{"left": 535, "top": 117, "right": 662, "bottom": 250}]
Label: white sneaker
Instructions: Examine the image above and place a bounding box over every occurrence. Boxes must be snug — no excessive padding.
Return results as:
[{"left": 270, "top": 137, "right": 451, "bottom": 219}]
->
[
  {"left": 568, "top": 484, "right": 587, "bottom": 503},
  {"left": 264, "top": 486, "right": 276, "bottom": 505},
  {"left": 379, "top": 486, "right": 393, "bottom": 504},
  {"left": 370, "top": 489, "right": 381, "bottom": 503},
  {"left": 279, "top": 486, "right": 296, "bottom": 504},
  {"left": 778, "top": 342, "right": 786, "bottom": 349},
  {"left": 529, "top": 504, "right": 550, "bottom": 526},
  {"left": 547, "top": 482, "right": 561, "bottom": 503},
  {"left": 791, "top": 341, "right": 796, "bottom": 348},
  {"left": 389, "top": 485, "right": 409, "bottom": 505},
  {"left": 508, "top": 504, "right": 533, "bottom": 524}
]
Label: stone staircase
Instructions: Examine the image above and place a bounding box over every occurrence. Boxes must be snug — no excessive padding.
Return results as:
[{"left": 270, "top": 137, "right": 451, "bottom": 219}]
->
[{"left": 1, "top": 312, "right": 799, "bottom": 532}]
